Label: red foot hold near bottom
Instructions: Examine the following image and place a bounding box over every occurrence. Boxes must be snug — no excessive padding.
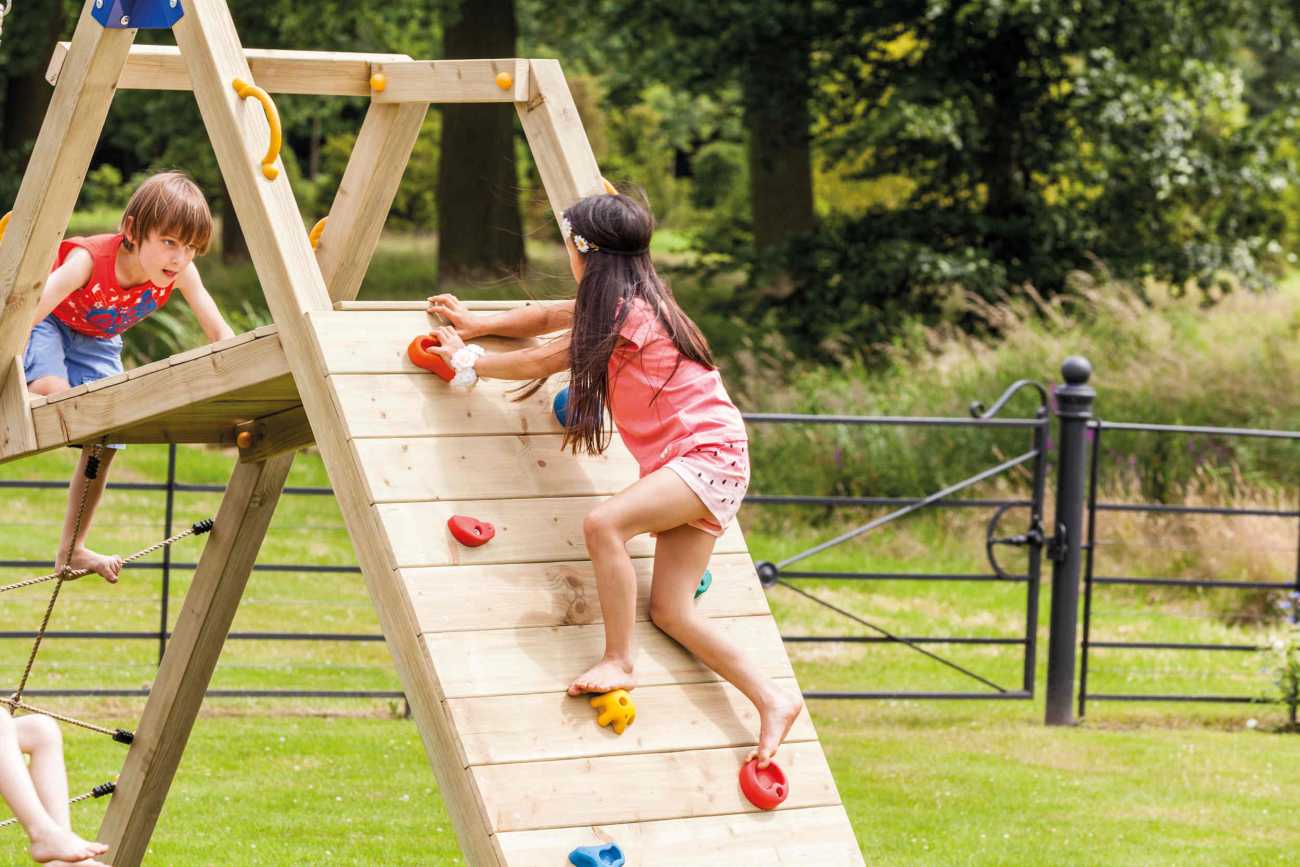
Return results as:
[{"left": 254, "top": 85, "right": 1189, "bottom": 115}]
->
[
  {"left": 739, "top": 758, "right": 788, "bottom": 811},
  {"left": 408, "top": 334, "right": 455, "bottom": 382},
  {"left": 448, "top": 514, "right": 495, "bottom": 547}
]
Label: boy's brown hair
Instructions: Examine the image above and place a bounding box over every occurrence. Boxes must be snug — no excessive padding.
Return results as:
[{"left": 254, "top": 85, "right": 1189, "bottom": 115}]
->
[{"left": 120, "top": 170, "right": 213, "bottom": 255}]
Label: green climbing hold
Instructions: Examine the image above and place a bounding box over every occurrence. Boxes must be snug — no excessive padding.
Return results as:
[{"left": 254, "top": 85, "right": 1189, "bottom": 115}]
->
[{"left": 694, "top": 569, "right": 712, "bottom": 599}]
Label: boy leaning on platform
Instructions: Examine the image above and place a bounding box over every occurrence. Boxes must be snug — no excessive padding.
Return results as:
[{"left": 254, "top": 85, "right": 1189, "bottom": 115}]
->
[{"left": 22, "top": 170, "right": 236, "bottom": 583}]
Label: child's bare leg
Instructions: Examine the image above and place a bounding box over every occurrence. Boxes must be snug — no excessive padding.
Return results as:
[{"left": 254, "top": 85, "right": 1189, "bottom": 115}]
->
[
  {"left": 568, "top": 469, "right": 713, "bottom": 696},
  {"left": 15, "top": 716, "right": 70, "bottom": 829},
  {"left": 0, "top": 712, "right": 107, "bottom": 864},
  {"left": 27, "top": 377, "right": 71, "bottom": 398},
  {"left": 55, "top": 447, "right": 122, "bottom": 583},
  {"left": 648, "top": 521, "right": 804, "bottom": 768}
]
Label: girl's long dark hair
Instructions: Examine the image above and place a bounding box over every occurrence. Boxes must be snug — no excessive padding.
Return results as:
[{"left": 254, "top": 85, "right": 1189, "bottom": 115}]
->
[{"left": 560, "top": 193, "right": 715, "bottom": 455}]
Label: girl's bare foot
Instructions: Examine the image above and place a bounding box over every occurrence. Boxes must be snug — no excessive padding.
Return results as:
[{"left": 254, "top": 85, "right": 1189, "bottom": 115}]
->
[
  {"left": 28, "top": 825, "right": 109, "bottom": 863},
  {"left": 748, "top": 688, "right": 804, "bottom": 768},
  {"left": 46, "top": 860, "right": 110, "bottom": 867},
  {"left": 566, "top": 656, "right": 636, "bottom": 696},
  {"left": 62, "top": 547, "right": 124, "bottom": 583}
]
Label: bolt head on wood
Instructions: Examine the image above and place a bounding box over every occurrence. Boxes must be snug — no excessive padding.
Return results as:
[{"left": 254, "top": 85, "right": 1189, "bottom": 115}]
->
[
  {"left": 236, "top": 431, "right": 254, "bottom": 449},
  {"left": 370, "top": 73, "right": 387, "bottom": 93},
  {"left": 495, "top": 72, "right": 513, "bottom": 91}
]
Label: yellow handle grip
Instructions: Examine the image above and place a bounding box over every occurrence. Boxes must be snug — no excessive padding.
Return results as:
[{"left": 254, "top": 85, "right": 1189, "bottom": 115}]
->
[
  {"left": 0, "top": 211, "right": 10, "bottom": 243},
  {"left": 232, "top": 78, "right": 282, "bottom": 181},
  {"left": 308, "top": 217, "right": 328, "bottom": 250}
]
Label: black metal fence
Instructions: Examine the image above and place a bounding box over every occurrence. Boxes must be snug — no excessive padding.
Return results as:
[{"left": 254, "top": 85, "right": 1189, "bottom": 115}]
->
[
  {"left": 1078, "top": 421, "right": 1300, "bottom": 717},
  {"left": 2, "top": 356, "right": 1297, "bottom": 722}
]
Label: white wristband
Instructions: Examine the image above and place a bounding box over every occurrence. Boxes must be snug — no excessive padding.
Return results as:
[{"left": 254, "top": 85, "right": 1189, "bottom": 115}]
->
[{"left": 449, "top": 344, "right": 486, "bottom": 388}]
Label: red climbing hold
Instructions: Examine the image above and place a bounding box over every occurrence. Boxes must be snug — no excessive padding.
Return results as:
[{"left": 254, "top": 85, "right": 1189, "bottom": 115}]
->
[
  {"left": 448, "top": 515, "right": 495, "bottom": 547},
  {"left": 739, "top": 758, "right": 788, "bottom": 811},
  {"left": 407, "top": 334, "right": 455, "bottom": 382}
]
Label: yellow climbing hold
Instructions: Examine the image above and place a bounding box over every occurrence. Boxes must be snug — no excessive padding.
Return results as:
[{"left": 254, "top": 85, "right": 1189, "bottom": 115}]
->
[
  {"left": 590, "top": 689, "right": 636, "bottom": 735},
  {"left": 0, "top": 211, "right": 10, "bottom": 243},
  {"left": 371, "top": 73, "right": 387, "bottom": 93},
  {"left": 495, "top": 71, "right": 514, "bottom": 91}
]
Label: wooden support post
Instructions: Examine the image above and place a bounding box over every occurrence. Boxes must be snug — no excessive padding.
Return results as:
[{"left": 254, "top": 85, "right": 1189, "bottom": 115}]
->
[
  {"left": 234, "top": 405, "right": 314, "bottom": 463},
  {"left": 0, "top": 0, "right": 135, "bottom": 413},
  {"left": 97, "top": 452, "right": 295, "bottom": 866},
  {"left": 316, "top": 101, "right": 430, "bottom": 303},
  {"left": 0, "top": 356, "right": 37, "bottom": 459},
  {"left": 515, "top": 60, "right": 606, "bottom": 229}
]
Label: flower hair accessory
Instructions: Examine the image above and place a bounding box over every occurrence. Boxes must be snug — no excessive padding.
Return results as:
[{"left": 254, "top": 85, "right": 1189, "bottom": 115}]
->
[{"left": 562, "top": 216, "right": 599, "bottom": 254}]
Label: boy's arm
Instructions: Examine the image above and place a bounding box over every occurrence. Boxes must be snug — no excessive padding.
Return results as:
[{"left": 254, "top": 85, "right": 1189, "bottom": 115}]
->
[
  {"left": 30, "top": 248, "right": 94, "bottom": 327},
  {"left": 174, "top": 264, "right": 236, "bottom": 343},
  {"left": 429, "top": 294, "right": 573, "bottom": 339}
]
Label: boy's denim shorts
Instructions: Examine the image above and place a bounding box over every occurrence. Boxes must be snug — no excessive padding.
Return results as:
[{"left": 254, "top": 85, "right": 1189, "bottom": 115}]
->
[{"left": 24, "top": 315, "right": 126, "bottom": 449}]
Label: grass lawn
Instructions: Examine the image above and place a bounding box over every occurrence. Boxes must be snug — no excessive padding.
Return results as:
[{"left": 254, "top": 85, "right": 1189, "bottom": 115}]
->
[{"left": 2, "top": 441, "right": 1297, "bottom": 865}]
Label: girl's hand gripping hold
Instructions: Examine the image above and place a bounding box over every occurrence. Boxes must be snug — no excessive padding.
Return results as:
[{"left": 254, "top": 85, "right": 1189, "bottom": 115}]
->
[
  {"left": 428, "top": 326, "right": 485, "bottom": 388},
  {"left": 427, "top": 293, "right": 484, "bottom": 339}
]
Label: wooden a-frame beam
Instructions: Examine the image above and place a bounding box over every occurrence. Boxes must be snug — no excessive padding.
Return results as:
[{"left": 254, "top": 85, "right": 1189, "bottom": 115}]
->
[
  {"left": 170, "top": 1, "right": 500, "bottom": 862},
  {"left": 0, "top": 0, "right": 134, "bottom": 410},
  {"left": 97, "top": 453, "right": 295, "bottom": 866},
  {"left": 47, "top": 43, "right": 412, "bottom": 96},
  {"left": 316, "top": 101, "right": 429, "bottom": 303}
]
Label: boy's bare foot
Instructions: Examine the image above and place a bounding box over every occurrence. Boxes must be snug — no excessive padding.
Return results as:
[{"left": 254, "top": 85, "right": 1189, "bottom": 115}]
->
[
  {"left": 28, "top": 825, "right": 109, "bottom": 864},
  {"left": 748, "top": 688, "right": 804, "bottom": 768},
  {"left": 61, "top": 547, "right": 124, "bottom": 583},
  {"left": 566, "top": 657, "right": 636, "bottom": 696}
]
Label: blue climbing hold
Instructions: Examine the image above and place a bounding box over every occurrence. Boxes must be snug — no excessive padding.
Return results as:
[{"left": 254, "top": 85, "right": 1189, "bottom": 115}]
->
[
  {"left": 695, "top": 568, "right": 713, "bottom": 599},
  {"left": 568, "top": 842, "right": 625, "bottom": 867},
  {"left": 553, "top": 385, "right": 570, "bottom": 426}
]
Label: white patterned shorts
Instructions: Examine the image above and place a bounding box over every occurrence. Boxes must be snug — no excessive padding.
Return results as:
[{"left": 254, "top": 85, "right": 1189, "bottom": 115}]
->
[{"left": 664, "top": 440, "right": 750, "bottom": 537}]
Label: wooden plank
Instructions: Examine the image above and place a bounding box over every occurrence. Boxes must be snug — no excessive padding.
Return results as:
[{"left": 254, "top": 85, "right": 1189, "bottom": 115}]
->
[
  {"left": 334, "top": 300, "right": 534, "bottom": 312},
  {"left": 493, "top": 806, "right": 865, "bottom": 867},
  {"left": 311, "top": 310, "right": 541, "bottom": 374},
  {"left": 449, "top": 678, "right": 815, "bottom": 766},
  {"left": 0, "top": 4, "right": 134, "bottom": 372},
  {"left": 125, "top": 358, "right": 171, "bottom": 380},
  {"left": 82, "top": 370, "right": 130, "bottom": 393},
  {"left": 175, "top": 5, "right": 502, "bottom": 862},
  {"left": 355, "top": 434, "right": 636, "bottom": 502},
  {"left": 98, "top": 452, "right": 295, "bottom": 866},
  {"left": 29, "top": 336, "right": 292, "bottom": 448},
  {"left": 42, "top": 382, "right": 91, "bottom": 404},
  {"left": 109, "top": 401, "right": 303, "bottom": 445},
  {"left": 331, "top": 373, "right": 561, "bottom": 438},
  {"left": 46, "top": 43, "right": 412, "bottom": 96},
  {"left": 473, "top": 742, "right": 841, "bottom": 832},
  {"left": 403, "top": 553, "right": 768, "bottom": 633},
  {"left": 236, "top": 405, "right": 314, "bottom": 462},
  {"left": 378, "top": 496, "right": 748, "bottom": 568},
  {"left": 424, "top": 616, "right": 789, "bottom": 699},
  {"left": 371, "top": 59, "right": 529, "bottom": 104},
  {"left": 515, "top": 59, "right": 606, "bottom": 229},
  {"left": 0, "top": 356, "right": 38, "bottom": 459},
  {"left": 317, "top": 101, "right": 430, "bottom": 303}
]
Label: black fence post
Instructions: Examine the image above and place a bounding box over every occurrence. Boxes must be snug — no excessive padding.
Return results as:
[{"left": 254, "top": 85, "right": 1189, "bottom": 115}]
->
[{"left": 1045, "top": 356, "right": 1095, "bottom": 726}]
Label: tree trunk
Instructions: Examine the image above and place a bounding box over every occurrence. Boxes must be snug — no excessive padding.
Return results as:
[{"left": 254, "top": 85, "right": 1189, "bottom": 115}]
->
[
  {"left": 436, "top": 0, "right": 525, "bottom": 286},
  {"left": 2, "top": 0, "right": 67, "bottom": 154},
  {"left": 742, "top": 3, "right": 815, "bottom": 254}
]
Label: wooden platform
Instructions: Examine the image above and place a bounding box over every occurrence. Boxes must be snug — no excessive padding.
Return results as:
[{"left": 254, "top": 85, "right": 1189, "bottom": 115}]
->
[{"left": 304, "top": 306, "right": 864, "bottom": 865}]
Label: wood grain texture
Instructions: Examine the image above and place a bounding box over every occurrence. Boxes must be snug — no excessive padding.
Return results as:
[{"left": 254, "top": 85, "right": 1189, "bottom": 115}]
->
[
  {"left": 493, "top": 806, "right": 865, "bottom": 867},
  {"left": 371, "top": 59, "right": 529, "bottom": 103},
  {"left": 473, "top": 742, "right": 841, "bottom": 832},
  {"left": 424, "top": 616, "right": 790, "bottom": 699}
]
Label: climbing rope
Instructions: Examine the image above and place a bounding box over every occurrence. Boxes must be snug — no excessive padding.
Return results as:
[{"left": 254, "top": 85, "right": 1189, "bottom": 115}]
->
[
  {"left": 0, "top": 517, "right": 215, "bottom": 596},
  {"left": 0, "top": 782, "right": 116, "bottom": 830},
  {"left": 0, "top": 697, "right": 132, "bottom": 744},
  {"left": 2, "top": 443, "right": 215, "bottom": 742}
]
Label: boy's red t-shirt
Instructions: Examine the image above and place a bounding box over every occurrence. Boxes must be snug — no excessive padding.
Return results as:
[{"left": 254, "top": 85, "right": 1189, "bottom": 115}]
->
[{"left": 50, "top": 233, "right": 176, "bottom": 338}]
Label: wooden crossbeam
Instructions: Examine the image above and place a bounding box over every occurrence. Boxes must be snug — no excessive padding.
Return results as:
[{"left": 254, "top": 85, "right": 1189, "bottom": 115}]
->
[
  {"left": 515, "top": 60, "right": 606, "bottom": 227},
  {"left": 46, "top": 43, "right": 411, "bottom": 96},
  {"left": 370, "top": 59, "right": 529, "bottom": 103},
  {"left": 98, "top": 452, "right": 295, "bottom": 866},
  {"left": 0, "top": 357, "right": 37, "bottom": 459}
]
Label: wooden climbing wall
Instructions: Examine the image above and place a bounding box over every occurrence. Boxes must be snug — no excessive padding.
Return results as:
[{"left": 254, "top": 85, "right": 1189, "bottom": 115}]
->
[{"left": 309, "top": 304, "right": 865, "bottom": 865}]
